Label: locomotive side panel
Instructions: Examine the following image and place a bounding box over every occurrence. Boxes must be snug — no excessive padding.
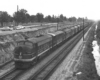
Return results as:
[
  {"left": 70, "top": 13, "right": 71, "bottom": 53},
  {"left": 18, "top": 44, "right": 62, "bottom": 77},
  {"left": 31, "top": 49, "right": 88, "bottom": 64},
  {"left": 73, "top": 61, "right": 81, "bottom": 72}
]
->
[
  {"left": 37, "top": 38, "right": 52, "bottom": 56},
  {"left": 48, "top": 31, "right": 65, "bottom": 47}
]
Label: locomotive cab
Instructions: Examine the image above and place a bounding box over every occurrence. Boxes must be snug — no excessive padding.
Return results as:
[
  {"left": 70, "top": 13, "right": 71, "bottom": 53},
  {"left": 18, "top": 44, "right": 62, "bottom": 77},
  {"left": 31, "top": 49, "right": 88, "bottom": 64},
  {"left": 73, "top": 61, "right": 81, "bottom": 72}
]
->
[{"left": 14, "top": 41, "right": 36, "bottom": 69}]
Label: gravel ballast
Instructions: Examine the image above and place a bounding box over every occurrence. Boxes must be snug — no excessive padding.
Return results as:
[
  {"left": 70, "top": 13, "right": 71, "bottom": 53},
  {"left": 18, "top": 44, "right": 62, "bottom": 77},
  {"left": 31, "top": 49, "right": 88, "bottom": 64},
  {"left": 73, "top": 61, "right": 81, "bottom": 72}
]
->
[{"left": 75, "top": 24, "right": 100, "bottom": 80}]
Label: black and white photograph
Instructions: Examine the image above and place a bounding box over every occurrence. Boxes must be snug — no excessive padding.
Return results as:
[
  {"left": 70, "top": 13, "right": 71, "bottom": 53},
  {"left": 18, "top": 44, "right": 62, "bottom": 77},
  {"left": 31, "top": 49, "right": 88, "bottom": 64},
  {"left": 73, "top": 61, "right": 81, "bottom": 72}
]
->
[{"left": 0, "top": 0, "right": 100, "bottom": 80}]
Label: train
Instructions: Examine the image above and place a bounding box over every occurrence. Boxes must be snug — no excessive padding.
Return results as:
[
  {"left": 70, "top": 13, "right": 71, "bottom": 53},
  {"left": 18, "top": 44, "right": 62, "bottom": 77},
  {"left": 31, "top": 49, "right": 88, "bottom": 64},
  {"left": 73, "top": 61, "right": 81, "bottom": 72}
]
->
[{"left": 13, "top": 23, "right": 90, "bottom": 69}]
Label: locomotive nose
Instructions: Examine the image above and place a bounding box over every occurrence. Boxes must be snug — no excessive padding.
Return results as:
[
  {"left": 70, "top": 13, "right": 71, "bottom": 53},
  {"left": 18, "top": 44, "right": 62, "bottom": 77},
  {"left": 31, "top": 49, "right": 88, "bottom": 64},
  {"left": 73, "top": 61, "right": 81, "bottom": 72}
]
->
[
  {"left": 14, "top": 46, "right": 23, "bottom": 54},
  {"left": 14, "top": 46, "right": 24, "bottom": 59}
]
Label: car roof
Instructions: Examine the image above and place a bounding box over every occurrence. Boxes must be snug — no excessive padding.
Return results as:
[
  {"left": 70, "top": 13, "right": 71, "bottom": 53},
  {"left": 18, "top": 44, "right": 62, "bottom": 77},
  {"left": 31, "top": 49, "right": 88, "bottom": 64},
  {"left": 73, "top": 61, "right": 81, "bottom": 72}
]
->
[
  {"left": 47, "top": 31, "right": 64, "bottom": 36},
  {"left": 64, "top": 28, "right": 71, "bottom": 32},
  {"left": 74, "top": 26, "right": 78, "bottom": 28}
]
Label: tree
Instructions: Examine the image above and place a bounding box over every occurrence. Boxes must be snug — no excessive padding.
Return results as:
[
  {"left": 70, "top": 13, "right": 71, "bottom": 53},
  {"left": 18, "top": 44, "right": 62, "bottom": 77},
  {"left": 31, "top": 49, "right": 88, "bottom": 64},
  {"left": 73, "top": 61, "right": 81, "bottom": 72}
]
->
[
  {"left": 59, "top": 14, "right": 64, "bottom": 22},
  {"left": 36, "top": 13, "right": 44, "bottom": 22},
  {"left": 44, "top": 15, "right": 52, "bottom": 22},
  {"left": 25, "top": 13, "right": 30, "bottom": 23},
  {"left": 77, "top": 17, "right": 83, "bottom": 22},
  {"left": 0, "top": 11, "right": 11, "bottom": 27},
  {"left": 68, "top": 17, "right": 77, "bottom": 22},
  {"left": 30, "top": 15, "right": 37, "bottom": 22},
  {"left": 50, "top": 15, "right": 57, "bottom": 22},
  {"left": 13, "top": 9, "right": 30, "bottom": 24}
]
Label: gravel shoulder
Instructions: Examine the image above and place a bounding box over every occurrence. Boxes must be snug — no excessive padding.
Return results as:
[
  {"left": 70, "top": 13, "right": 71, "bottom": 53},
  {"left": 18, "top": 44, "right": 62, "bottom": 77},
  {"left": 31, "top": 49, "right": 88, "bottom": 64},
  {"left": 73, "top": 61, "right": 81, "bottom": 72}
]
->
[
  {"left": 73, "top": 24, "right": 100, "bottom": 80},
  {"left": 48, "top": 23, "right": 97, "bottom": 80}
]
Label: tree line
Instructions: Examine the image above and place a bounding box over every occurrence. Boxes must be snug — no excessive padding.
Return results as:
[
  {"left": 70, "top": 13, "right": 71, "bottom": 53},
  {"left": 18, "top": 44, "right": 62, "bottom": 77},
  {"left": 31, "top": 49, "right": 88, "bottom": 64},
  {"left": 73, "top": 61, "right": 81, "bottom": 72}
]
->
[{"left": 0, "top": 9, "right": 84, "bottom": 27}]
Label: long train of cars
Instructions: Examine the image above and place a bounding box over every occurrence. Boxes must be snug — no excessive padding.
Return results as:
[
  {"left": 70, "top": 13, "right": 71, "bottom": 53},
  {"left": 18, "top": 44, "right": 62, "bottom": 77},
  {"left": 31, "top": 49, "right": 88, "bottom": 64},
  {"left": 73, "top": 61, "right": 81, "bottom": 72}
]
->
[{"left": 14, "top": 22, "right": 90, "bottom": 69}]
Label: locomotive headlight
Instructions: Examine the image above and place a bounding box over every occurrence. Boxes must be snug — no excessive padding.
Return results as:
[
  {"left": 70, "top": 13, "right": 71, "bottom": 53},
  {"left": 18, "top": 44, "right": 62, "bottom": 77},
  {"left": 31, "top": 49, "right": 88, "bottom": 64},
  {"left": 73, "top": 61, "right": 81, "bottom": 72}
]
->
[
  {"left": 19, "top": 56, "right": 22, "bottom": 59},
  {"left": 19, "top": 52, "right": 22, "bottom": 59}
]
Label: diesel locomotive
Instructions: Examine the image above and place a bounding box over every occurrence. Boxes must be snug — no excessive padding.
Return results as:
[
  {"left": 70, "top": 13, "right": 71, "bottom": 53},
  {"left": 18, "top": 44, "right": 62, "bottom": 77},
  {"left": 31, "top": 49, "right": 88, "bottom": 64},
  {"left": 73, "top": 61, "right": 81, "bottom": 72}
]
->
[{"left": 14, "top": 23, "right": 88, "bottom": 69}]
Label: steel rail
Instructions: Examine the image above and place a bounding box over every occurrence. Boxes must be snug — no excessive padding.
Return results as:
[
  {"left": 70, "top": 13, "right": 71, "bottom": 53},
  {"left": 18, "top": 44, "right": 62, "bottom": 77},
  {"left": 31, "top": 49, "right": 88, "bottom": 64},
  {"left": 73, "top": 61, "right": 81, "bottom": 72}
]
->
[{"left": 28, "top": 27, "right": 89, "bottom": 80}]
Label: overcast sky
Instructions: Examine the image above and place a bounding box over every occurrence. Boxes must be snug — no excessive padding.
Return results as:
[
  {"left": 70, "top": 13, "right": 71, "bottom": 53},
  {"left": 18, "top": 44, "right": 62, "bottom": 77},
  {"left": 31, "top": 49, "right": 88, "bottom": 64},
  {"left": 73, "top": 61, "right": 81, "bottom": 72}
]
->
[{"left": 0, "top": 0, "right": 100, "bottom": 21}]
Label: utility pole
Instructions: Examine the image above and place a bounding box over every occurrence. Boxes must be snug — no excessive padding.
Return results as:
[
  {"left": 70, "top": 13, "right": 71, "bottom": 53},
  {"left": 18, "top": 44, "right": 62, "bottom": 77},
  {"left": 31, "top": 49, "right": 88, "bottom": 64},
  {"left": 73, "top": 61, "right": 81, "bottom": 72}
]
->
[
  {"left": 17, "top": 5, "right": 19, "bottom": 12},
  {"left": 83, "top": 18, "right": 84, "bottom": 41},
  {"left": 17, "top": 5, "right": 19, "bottom": 26},
  {"left": 57, "top": 22, "right": 58, "bottom": 30},
  {"left": 57, "top": 18, "right": 59, "bottom": 30}
]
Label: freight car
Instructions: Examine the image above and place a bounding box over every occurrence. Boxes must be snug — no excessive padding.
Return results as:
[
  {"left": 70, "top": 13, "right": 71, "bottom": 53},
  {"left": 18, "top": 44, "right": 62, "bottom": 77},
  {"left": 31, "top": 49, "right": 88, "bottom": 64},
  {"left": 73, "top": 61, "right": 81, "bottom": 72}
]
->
[{"left": 13, "top": 24, "right": 87, "bottom": 69}]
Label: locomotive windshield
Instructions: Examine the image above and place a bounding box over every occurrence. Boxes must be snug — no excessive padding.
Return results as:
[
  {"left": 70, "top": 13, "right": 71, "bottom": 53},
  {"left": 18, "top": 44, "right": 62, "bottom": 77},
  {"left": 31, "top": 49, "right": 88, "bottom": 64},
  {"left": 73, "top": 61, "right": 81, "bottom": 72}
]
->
[
  {"left": 18, "top": 41, "right": 24, "bottom": 46},
  {"left": 17, "top": 41, "right": 33, "bottom": 49},
  {"left": 25, "top": 42, "right": 33, "bottom": 49},
  {"left": 15, "top": 41, "right": 33, "bottom": 54}
]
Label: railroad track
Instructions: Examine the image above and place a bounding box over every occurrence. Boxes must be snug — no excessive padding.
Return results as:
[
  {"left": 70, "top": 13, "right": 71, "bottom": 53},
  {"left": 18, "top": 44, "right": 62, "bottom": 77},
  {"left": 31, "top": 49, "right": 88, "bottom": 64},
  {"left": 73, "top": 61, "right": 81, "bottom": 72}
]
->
[
  {"left": 0, "top": 26, "right": 89, "bottom": 80},
  {"left": 27, "top": 28, "right": 86, "bottom": 80},
  {"left": 0, "top": 67, "right": 16, "bottom": 79},
  {"left": 0, "top": 60, "right": 15, "bottom": 79},
  {"left": 0, "top": 60, "right": 13, "bottom": 69}
]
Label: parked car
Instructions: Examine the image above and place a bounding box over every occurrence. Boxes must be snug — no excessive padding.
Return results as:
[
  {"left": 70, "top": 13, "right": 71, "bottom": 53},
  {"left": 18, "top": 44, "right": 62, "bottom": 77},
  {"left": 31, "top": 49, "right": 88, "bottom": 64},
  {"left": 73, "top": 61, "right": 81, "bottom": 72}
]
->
[
  {"left": 0, "top": 27, "right": 13, "bottom": 31},
  {"left": 16, "top": 25, "right": 25, "bottom": 30}
]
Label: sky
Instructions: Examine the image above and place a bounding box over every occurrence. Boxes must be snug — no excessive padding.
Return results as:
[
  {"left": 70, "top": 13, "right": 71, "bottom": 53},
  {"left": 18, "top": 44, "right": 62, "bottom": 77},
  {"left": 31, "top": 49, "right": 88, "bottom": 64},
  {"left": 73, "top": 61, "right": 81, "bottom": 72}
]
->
[{"left": 0, "top": 0, "right": 100, "bottom": 21}]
